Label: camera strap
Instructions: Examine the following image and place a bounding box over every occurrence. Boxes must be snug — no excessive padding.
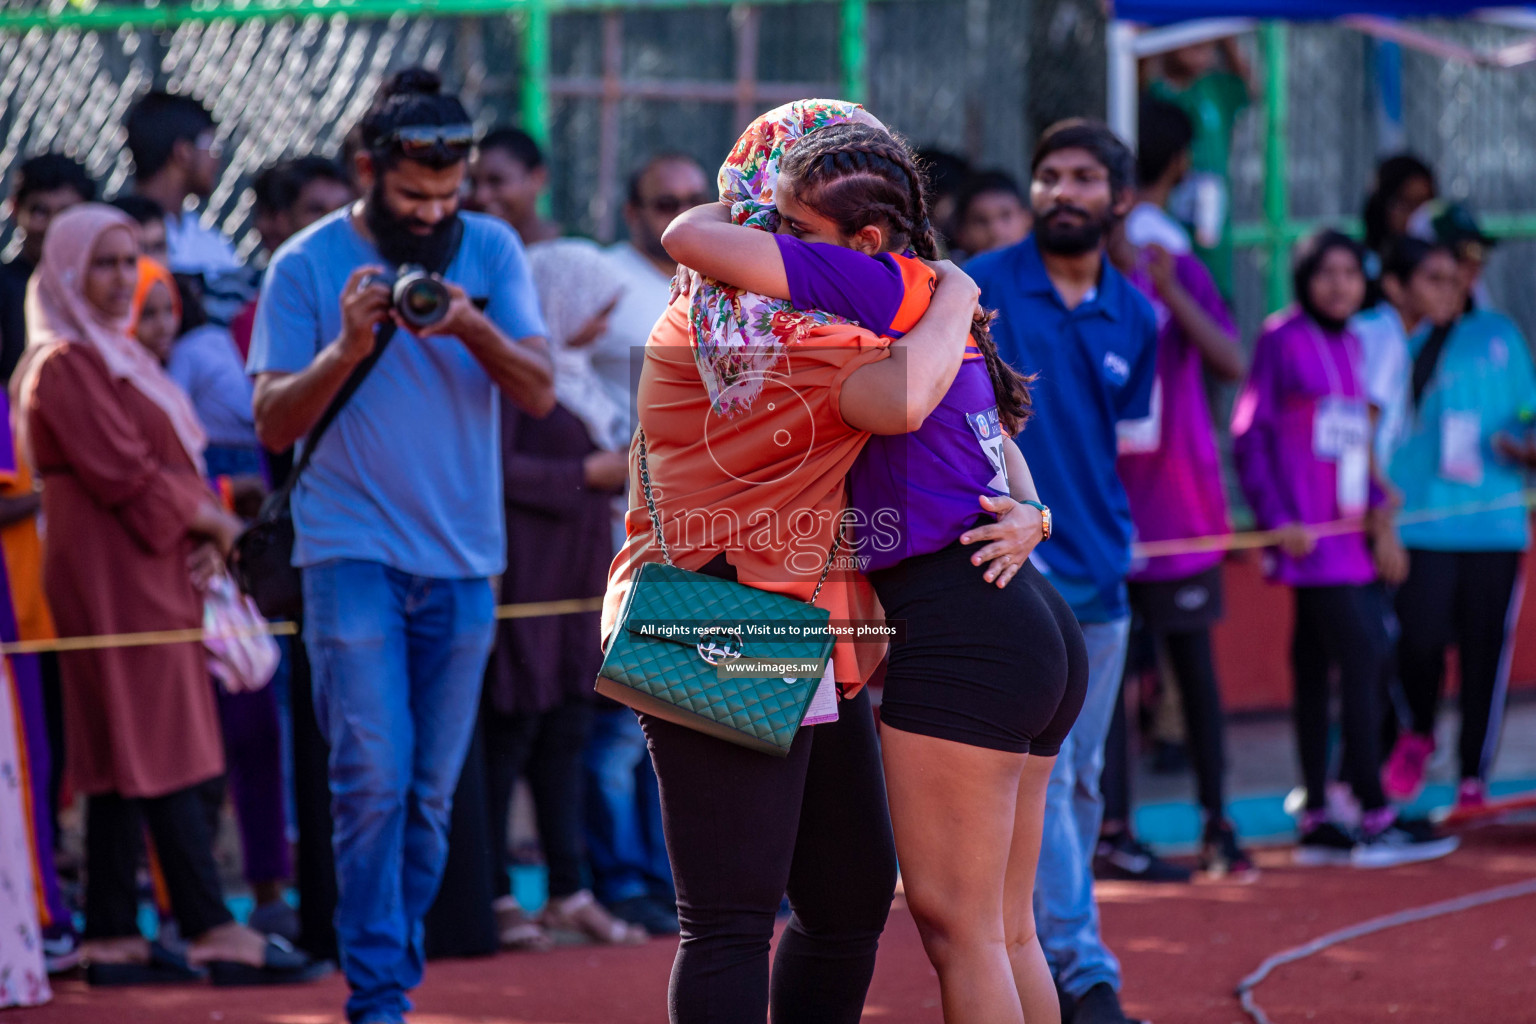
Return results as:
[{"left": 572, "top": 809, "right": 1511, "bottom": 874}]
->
[{"left": 266, "top": 216, "right": 467, "bottom": 509}]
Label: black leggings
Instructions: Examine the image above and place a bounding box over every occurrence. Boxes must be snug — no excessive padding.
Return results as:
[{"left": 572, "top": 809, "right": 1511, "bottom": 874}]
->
[
  {"left": 1395, "top": 549, "right": 1523, "bottom": 781},
  {"left": 1292, "top": 585, "right": 1390, "bottom": 813},
  {"left": 83, "top": 777, "right": 235, "bottom": 941},
  {"left": 483, "top": 698, "right": 593, "bottom": 900},
  {"left": 641, "top": 685, "right": 898, "bottom": 1024},
  {"left": 1104, "top": 626, "right": 1229, "bottom": 824}
]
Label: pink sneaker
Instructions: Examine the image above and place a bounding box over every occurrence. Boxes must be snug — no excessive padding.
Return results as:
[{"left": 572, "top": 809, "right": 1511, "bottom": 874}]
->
[
  {"left": 1456, "top": 778, "right": 1488, "bottom": 811},
  {"left": 1382, "top": 733, "right": 1435, "bottom": 802}
]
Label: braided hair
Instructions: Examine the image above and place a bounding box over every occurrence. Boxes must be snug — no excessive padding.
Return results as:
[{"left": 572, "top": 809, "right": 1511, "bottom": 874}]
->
[{"left": 779, "top": 124, "right": 1033, "bottom": 434}]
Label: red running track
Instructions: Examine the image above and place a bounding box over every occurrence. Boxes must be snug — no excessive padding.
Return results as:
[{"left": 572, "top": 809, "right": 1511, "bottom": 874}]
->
[{"left": 25, "top": 827, "right": 1536, "bottom": 1024}]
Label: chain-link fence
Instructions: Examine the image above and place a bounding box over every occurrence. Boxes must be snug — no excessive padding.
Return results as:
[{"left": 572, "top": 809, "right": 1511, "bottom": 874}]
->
[
  {"left": 0, "top": 1, "right": 1037, "bottom": 261},
  {"left": 1, "top": 5, "right": 1533, "bottom": 345},
  {"left": 0, "top": 14, "right": 463, "bottom": 261},
  {"left": 1225, "top": 19, "right": 1536, "bottom": 344}
]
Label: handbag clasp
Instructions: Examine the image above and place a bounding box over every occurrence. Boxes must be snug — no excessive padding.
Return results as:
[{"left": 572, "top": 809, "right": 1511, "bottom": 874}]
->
[{"left": 696, "top": 626, "right": 745, "bottom": 666}]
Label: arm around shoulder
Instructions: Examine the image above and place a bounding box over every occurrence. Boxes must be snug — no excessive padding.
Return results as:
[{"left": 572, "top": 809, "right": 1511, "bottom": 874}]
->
[{"left": 661, "top": 202, "right": 791, "bottom": 299}]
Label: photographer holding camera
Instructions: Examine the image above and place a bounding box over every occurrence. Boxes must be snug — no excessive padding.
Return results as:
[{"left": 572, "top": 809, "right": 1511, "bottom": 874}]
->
[{"left": 247, "top": 69, "right": 552, "bottom": 1024}]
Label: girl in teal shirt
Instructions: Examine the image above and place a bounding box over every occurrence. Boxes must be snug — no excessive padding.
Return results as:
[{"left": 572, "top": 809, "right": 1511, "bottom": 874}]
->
[{"left": 1384, "top": 289, "right": 1536, "bottom": 811}]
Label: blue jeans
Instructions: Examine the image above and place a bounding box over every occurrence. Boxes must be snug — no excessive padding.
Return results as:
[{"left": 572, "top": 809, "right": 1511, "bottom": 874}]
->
[
  {"left": 584, "top": 706, "right": 673, "bottom": 905},
  {"left": 303, "top": 560, "right": 495, "bottom": 1024},
  {"left": 1033, "top": 616, "right": 1131, "bottom": 1000}
]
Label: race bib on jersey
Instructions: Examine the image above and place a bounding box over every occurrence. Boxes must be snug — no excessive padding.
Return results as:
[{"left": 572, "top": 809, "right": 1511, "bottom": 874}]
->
[{"left": 967, "top": 407, "right": 1009, "bottom": 492}]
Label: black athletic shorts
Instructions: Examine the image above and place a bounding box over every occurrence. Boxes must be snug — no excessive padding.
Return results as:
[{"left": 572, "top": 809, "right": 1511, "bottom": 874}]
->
[
  {"left": 1127, "top": 564, "right": 1225, "bottom": 634},
  {"left": 870, "top": 542, "right": 1088, "bottom": 755}
]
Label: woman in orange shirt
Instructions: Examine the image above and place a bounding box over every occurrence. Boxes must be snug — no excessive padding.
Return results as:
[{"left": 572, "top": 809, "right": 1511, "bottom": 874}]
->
[{"left": 602, "top": 101, "right": 1042, "bottom": 1023}]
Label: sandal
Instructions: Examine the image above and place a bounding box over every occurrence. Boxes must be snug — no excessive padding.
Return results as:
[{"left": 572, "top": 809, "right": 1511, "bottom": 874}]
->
[
  {"left": 86, "top": 940, "right": 206, "bottom": 987},
  {"left": 540, "top": 890, "right": 648, "bottom": 946},
  {"left": 494, "top": 896, "right": 553, "bottom": 953},
  {"left": 205, "top": 936, "right": 334, "bottom": 986}
]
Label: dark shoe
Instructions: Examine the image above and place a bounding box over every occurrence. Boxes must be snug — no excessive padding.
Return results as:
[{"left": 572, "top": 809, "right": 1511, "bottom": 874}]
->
[
  {"left": 247, "top": 899, "right": 301, "bottom": 945},
  {"left": 206, "top": 936, "right": 334, "bottom": 986},
  {"left": 1199, "top": 819, "right": 1256, "bottom": 878},
  {"left": 1071, "top": 981, "right": 1141, "bottom": 1024},
  {"left": 86, "top": 941, "right": 206, "bottom": 987},
  {"left": 1352, "top": 817, "right": 1460, "bottom": 869},
  {"left": 1293, "top": 821, "right": 1356, "bottom": 866},
  {"left": 610, "top": 895, "right": 680, "bottom": 936},
  {"left": 1093, "top": 832, "right": 1192, "bottom": 883}
]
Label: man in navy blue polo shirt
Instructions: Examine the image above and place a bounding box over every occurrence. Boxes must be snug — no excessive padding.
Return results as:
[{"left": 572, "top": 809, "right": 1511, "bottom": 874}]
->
[{"left": 967, "top": 120, "right": 1156, "bottom": 1024}]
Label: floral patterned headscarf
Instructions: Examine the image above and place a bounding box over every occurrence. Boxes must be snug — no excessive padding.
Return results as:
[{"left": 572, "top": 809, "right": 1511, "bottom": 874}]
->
[{"left": 680, "top": 98, "right": 865, "bottom": 417}]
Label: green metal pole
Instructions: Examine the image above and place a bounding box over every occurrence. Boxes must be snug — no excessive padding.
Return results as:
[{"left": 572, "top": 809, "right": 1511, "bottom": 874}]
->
[
  {"left": 1262, "top": 20, "right": 1289, "bottom": 314},
  {"left": 518, "top": 0, "right": 551, "bottom": 148},
  {"left": 840, "top": 0, "right": 867, "bottom": 104}
]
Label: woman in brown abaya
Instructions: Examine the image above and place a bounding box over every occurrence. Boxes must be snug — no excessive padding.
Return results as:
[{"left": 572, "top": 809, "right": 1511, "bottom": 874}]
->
[{"left": 15, "top": 204, "right": 325, "bottom": 986}]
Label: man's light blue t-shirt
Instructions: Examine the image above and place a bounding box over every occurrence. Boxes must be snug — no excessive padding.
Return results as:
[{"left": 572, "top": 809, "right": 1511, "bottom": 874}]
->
[
  {"left": 1390, "top": 309, "right": 1536, "bottom": 553},
  {"left": 247, "top": 208, "right": 546, "bottom": 578}
]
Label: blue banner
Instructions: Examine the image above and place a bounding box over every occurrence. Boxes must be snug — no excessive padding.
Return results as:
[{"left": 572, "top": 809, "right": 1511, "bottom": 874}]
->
[{"left": 1114, "top": 0, "right": 1498, "bottom": 24}]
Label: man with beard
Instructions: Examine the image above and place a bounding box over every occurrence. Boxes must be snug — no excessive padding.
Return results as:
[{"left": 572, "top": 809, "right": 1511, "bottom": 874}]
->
[
  {"left": 248, "top": 68, "right": 553, "bottom": 1024},
  {"left": 965, "top": 120, "right": 1157, "bottom": 1024}
]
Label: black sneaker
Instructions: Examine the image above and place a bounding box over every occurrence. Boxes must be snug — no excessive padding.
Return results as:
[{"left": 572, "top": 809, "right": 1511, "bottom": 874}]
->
[
  {"left": 609, "top": 895, "right": 680, "bottom": 936},
  {"left": 1093, "top": 832, "right": 1192, "bottom": 883},
  {"left": 1199, "top": 820, "right": 1256, "bottom": 878},
  {"left": 1352, "top": 817, "right": 1460, "bottom": 869},
  {"left": 1071, "top": 981, "right": 1146, "bottom": 1024},
  {"left": 1293, "top": 821, "right": 1356, "bottom": 866}
]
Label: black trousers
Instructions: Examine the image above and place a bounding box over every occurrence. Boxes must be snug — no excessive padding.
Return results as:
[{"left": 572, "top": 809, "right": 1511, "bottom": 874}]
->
[
  {"left": 1292, "top": 585, "right": 1390, "bottom": 812},
  {"left": 1104, "top": 625, "right": 1229, "bottom": 825},
  {"left": 641, "top": 686, "right": 897, "bottom": 1024},
  {"left": 39, "top": 651, "right": 64, "bottom": 838},
  {"left": 483, "top": 698, "right": 593, "bottom": 901},
  {"left": 287, "top": 634, "right": 339, "bottom": 961},
  {"left": 83, "top": 777, "right": 235, "bottom": 941},
  {"left": 1395, "top": 549, "right": 1523, "bottom": 781}
]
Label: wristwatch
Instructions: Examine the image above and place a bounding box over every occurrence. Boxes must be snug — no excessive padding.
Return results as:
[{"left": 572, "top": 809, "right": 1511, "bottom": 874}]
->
[{"left": 1022, "top": 500, "right": 1051, "bottom": 541}]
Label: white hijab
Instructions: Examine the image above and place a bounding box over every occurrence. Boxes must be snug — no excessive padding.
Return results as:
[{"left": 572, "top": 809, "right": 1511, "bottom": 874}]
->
[{"left": 527, "top": 238, "right": 629, "bottom": 452}]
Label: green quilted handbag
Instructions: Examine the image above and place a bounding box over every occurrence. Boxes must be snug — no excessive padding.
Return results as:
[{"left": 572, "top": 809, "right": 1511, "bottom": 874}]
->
[{"left": 595, "top": 431, "right": 841, "bottom": 756}]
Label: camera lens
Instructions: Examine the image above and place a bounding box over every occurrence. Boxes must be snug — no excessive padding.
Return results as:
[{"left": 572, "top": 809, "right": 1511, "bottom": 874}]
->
[{"left": 392, "top": 269, "right": 450, "bottom": 330}]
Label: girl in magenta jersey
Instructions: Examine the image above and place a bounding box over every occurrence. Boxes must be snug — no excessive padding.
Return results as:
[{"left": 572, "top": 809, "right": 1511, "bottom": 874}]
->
[
  {"left": 664, "top": 121, "right": 1087, "bottom": 1024},
  {"left": 1233, "top": 229, "right": 1455, "bottom": 870}
]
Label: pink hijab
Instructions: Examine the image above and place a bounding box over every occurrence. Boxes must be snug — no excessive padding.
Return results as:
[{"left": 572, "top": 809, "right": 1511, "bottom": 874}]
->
[{"left": 13, "top": 204, "right": 207, "bottom": 474}]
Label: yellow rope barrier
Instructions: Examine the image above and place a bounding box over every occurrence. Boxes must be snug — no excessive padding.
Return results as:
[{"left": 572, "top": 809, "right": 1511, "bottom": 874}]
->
[
  {"left": 0, "top": 596, "right": 606, "bottom": 656},
  {"left": 7, "top": 488, "right": 1535, "bottom": 657}
]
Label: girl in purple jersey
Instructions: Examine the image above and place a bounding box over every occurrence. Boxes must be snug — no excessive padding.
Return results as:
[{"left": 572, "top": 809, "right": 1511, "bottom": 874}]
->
[{"left": 665, "top": 122, "right": 1087, "bottom": 1024}]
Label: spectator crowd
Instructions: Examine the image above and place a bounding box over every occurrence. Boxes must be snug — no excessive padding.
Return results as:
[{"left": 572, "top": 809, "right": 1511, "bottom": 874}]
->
[{"left": 0, "top": 34, "right": 1529, "bottom": 1024}]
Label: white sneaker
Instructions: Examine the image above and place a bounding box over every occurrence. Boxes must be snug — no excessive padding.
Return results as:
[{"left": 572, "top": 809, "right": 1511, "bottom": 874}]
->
[{"left": 1352, "top": 820, "right": 1460, "bottom": 869}]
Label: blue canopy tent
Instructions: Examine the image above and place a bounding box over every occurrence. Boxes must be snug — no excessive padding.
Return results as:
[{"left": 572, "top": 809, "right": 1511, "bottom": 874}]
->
[
  {"left": 1116, "top": 1, "right": 1496, "bottom": 23},
  {"left": 1105, "top": 2, "right": 1536, "bottom": 308}
]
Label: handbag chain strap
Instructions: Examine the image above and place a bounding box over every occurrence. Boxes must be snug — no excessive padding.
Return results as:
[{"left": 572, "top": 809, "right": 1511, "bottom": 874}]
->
[{"left": 636, "top": 429, "right": 845, "bottom": 606}]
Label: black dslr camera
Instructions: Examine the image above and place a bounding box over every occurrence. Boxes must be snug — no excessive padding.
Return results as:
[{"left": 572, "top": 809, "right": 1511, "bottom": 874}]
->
[{"left": 361, "top": 264, "right": 453, "bottom": 331}]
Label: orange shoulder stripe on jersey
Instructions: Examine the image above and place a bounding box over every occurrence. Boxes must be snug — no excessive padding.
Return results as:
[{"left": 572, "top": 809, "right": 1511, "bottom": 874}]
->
[{"left": 887, "top": 254, "right": 937, "bottom": 336}]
